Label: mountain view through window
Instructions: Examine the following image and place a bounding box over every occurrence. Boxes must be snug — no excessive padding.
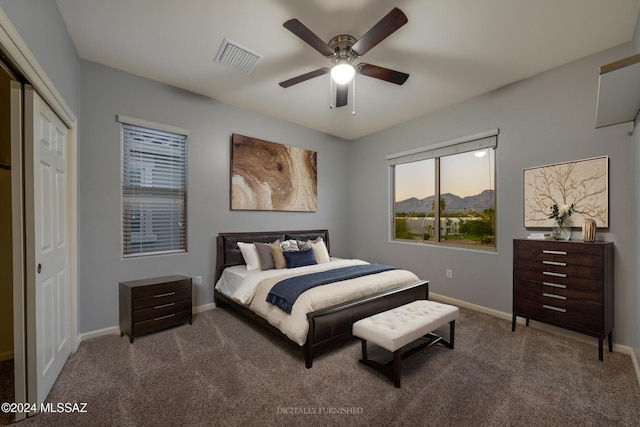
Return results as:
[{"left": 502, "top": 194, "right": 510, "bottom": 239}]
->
[{"left": 393, "top": 148, "right": 496, "bottom": 249}]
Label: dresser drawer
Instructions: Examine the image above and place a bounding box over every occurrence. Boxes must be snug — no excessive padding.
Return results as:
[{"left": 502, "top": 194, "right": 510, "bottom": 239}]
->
[
  {"left": 133, "top": 289, "right": 191, "bottom": 310},
  {"left": 514, "top": 280, "right": 603, "bottom": 309},
  {"left": 553, "top": 305, "right": 603, "bottom": 331},
  {"left": 539, "top": 262, "right": 602, "bottom": 280},
  {"left": 514, "top": 269, "right": 603, "bottom": 291},
  {"left": 514, "top": 297, "right": 603, "bottom": 332},
  {"left": 133, "top": 299, "right": 192, "bottom": 322},
  {"left": 131, "top": 278, "right": 191, "bottom": 298},
  {"left": 514, "top": 240, "right": 605, "bottom": 257},
  {"left": 132, "top": 309, "right": 192, "bottom": 336}
]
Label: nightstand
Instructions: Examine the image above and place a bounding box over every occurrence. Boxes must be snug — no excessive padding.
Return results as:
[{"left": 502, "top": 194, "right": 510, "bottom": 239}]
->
[{"left": 119, "top": 275, "right": 193, "bottom": 343}]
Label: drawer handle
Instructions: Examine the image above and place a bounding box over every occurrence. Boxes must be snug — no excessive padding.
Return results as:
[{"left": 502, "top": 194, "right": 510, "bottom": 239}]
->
[
  {"left": 543, "top": 305, "right": 567, "bottom": 313},
  {"left": 543, "top": 250, "right": 567, "bottom": 255},
  {"left": 543, "top": 271, "right": 566, "bottom": 278},
  {"left": 154, "top": 313, "right": 176, "bottom": 321},
  {"left": 542, "top": 281, "right": 567, "bottom": 289},
  {"left": 154, "top": 292, "right": 176, "bottom": 298},
  {"left": 543, "top": 293, "right": 567, "bottom": 300},
  {"left": 543, "top": 260, "right": 566, "bottom": 267},
  {"left": 155, "top": 302, "right": 176, "bottom": 309}
]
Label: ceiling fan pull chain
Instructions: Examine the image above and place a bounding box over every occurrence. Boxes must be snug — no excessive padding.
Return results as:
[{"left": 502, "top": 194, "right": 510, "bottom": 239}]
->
[
  {"left": 352, "top": 76, "right": 356, "bottom": 115},
  {"left": 329, "top": 76, "right": 334, "bottom": 109}
]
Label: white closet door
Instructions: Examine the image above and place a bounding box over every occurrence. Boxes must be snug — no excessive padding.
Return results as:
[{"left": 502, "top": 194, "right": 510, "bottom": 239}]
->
[{"left": 24, "top": 86, "right": 70, "bottom": 406}]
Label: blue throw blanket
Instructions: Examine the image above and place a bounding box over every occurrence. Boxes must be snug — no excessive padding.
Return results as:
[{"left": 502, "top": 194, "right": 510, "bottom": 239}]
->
[{"left": 266, "top": 264, "right": 397, "bottom": 313}]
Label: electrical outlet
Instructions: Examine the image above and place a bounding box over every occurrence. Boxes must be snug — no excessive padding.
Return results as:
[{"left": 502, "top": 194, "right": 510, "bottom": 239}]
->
[
  {"left": 446, "top": 269, "right": 453, "bottom": 279},
  {"left": 194, "top": 275, "right": 202, "bottom": 285}
]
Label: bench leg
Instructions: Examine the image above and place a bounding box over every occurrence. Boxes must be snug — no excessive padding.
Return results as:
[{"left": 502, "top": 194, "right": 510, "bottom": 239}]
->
[
  {"left": 393, "top": 350, "right": 401, "bottom": 388},
  {"left": 361, "top": 339, "right": 368, "bottom": 361},
  {"left": 449, "top": 320, "right": 455, "bottom": 349}
]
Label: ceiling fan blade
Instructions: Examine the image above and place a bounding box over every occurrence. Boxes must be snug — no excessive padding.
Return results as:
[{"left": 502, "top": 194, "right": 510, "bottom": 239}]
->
[
  {"left": 279, "top": 68, "right": 330, "bottom": 88},
  {"left": 357, "top": 63, "right": 409, "bottom": 85},
  {"left": 335, "top": 84, "right": 348, "bottom": 107},
  {"left": 351, "top": 7, "right": 408, "bottom": 57},
  {"left": 283, "top": 19, "right": 335, "bottom": 57}
]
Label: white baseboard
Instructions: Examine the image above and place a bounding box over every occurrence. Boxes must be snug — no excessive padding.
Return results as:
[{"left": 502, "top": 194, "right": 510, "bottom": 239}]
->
[
  {"left": 430, "top": 292, "right": 639, "bottom": 384},
  {"left": 77, "top": 326, "right": 121, "bottom": 344},
  {"left": 631, "top": 346, "right": 640, "bottom": 386},
  {"left": 194, "top": 303, "right": 216, "bottom": 314},
  {"left": 76, "top": 303, "right": 218, "bottom": 346}
]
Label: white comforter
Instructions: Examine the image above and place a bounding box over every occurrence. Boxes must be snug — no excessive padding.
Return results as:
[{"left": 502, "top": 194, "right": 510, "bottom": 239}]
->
[{"left": 215, "top": 259, "right": 421, "bottom": 346}]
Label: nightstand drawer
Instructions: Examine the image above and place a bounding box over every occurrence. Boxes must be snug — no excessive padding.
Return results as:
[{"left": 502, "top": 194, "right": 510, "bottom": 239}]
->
[
  {"left": 131, "top": 278, "right": 191, "bottom": 298},
  {"left": 133, "top": 299, "right": 192, "bottom": 322},
  {"left": 133, "top": 289, "right": 191, "bottom": 310},
  {"left": 132, "top": 309, "right": 192, "bottom": 336}
]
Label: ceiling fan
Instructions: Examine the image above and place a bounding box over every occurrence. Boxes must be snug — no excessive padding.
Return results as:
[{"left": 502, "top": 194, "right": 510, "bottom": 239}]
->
[{"left": 279, "top": 7, "right": 409, "bottom": 108}]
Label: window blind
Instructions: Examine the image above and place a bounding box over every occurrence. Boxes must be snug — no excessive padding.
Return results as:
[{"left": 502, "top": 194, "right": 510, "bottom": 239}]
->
[
  {"left": 120, "top": 119, "right": 187, "bottom": 257},
  {"left": 387, "top": 129, "right": 498, "bottom": 165}
]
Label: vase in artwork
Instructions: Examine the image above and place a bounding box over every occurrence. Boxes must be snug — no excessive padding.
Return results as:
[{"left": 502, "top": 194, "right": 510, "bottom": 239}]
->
[
  {"left": 582, "top": 218, "right": 596, "bottom": 242},
  {"left": 552, "top": 220, "right": 571, "bottom": 241}
]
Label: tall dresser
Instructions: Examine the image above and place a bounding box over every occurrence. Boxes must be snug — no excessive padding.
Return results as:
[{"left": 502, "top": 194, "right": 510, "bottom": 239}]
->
[{"left": 512, "top": 239, "right": 614, "bottom": 361}]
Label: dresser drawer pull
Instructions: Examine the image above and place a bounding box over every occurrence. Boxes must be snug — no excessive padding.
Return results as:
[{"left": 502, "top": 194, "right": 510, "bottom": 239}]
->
[
  {"left": 542, "top": 281, "right": 567, "bottom": 289},
  {"left": 543, "top": 260, "right": 566, "bottom": 267},
  {"left": 543, "top": 250, "right": 567, "bottom": 255},
  {"left": 543, "top": 305, "right": 567, "bottom": 313},
  {"left": 154, "top": 292, "right": 176, "bottom": 298},
  {"left": 154, "top": 302, "right": 176, "bottom": 309},
  {"left": 154, "top": 313, "right": 176, "bottom": 321},
  {"left": 543, "top": 293, "right": 567, "bottom": 300},
  {"left": 543, "top": 271, "right": 567, "bottom": 278}
]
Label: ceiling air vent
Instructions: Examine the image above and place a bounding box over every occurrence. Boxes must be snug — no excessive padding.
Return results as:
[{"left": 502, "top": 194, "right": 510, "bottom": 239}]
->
[{"left": 214, "top": 38, "right": 263, "bottom": 75}]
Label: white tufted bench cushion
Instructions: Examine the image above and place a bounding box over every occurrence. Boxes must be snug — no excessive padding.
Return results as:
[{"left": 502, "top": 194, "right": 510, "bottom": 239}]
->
[
  {"left": 352, "top": 300, "right": 459, "bottom": 387},
  {"left": 353, "top": 300, "right": 459, "bottom": 352}
]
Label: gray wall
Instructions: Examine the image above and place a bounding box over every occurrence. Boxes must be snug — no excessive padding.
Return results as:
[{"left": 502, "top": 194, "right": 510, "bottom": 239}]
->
[
  {"left": 78, "top": 61, "right": 350, "bottom": 333},
  {"left": 0, "top": 0, "right": 80, "bottom": 113},
  {"left": 348, "top": 44, "right": 637, "bottom": 347}
]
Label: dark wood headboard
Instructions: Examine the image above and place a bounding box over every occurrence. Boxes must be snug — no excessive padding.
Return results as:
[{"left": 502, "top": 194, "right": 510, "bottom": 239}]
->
[{"left": 215, "top": 229, "right": 330, "bottom": 282}]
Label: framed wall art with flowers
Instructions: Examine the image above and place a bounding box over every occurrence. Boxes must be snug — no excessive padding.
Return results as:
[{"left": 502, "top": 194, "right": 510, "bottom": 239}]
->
[{"left": 523, "top": 156, "right": 609, "bottom": 228}]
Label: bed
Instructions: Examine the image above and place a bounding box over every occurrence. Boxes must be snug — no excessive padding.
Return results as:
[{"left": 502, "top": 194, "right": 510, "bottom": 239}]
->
[{"left": 213, "top": 229, "right": 429, "bottom": 368}]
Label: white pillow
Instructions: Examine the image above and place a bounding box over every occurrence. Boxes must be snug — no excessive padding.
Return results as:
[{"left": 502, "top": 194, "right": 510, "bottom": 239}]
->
[
  {"left": 308, "top": 237, "right": 330, "bottom": 264},
  {"left": 237, "top": 242, "right": 261, "bottom": 270}
]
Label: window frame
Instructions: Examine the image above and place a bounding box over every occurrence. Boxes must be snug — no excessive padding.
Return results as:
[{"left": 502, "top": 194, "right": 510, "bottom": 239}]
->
[
  {"left": 118, "top": 114, "right": 188, "bottom": 258},
  {"left": 388, "top": 130, "right": 498, "bottom": 251}
]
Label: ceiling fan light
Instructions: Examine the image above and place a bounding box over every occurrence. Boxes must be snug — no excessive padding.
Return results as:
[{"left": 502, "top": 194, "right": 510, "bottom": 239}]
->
[{"left": 331, "top": 63, "right": 355, "bottom": 84}]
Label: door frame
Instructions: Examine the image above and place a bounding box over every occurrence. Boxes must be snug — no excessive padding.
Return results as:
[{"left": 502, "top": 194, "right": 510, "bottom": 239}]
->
[{"left": 0, "top": 7, "right": 78, "bottom": 420}]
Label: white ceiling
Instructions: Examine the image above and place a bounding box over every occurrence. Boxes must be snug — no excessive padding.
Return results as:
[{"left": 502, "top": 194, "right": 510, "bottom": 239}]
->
[{"left": 56, "top": 0, "right": 640, "bottom": 140}]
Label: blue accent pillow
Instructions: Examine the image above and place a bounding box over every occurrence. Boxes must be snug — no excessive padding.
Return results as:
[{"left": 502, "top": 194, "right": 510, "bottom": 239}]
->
[{"left": 284, "top": 248, "right": 317, "bottom": 268}]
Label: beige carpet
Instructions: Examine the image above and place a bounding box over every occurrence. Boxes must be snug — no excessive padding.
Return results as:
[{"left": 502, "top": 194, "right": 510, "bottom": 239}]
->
[{"left": 6, "top": 306, "right": 640, "bottom": 426}]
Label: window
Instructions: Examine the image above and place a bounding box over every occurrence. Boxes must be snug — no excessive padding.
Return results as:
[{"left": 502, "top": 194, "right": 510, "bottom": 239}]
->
[
  {"left": 119, "top": 115, "right": 188, "bottom": 257},
  {"left": 389, "top": 131, "right": 497, "bottom": 250}
]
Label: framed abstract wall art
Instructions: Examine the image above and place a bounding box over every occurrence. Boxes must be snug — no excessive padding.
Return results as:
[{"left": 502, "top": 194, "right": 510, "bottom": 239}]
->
[
  {"left": 523, "top": 156, "right": 608, "bottom": 228},
  {"left": 230, "top": 134, "right": 317, "bottom": 211}
]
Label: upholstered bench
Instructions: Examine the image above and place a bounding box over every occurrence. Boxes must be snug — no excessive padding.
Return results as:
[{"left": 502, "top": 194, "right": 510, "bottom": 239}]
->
[{"left": 352, "top": 300, "right": 459, "bottom": 388}]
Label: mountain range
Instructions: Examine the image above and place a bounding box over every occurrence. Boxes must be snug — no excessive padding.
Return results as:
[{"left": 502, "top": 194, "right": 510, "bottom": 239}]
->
[{"left": 395, "top": 189, "right": 495, "bottom": 214}]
